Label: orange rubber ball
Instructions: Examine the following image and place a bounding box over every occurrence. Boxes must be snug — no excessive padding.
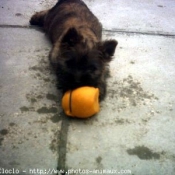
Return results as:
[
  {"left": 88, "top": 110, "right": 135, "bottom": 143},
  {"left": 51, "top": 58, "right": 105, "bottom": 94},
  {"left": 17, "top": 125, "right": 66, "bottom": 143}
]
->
[{"left": 62, "top": 86, "right": 100, "bottom": 118}]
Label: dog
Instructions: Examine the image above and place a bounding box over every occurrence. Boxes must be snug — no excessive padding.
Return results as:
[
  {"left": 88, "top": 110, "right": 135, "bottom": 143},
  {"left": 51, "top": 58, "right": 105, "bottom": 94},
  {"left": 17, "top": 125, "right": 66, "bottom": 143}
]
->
[{"left": 30, "top": 0, "right": 118, "bottom": 101}]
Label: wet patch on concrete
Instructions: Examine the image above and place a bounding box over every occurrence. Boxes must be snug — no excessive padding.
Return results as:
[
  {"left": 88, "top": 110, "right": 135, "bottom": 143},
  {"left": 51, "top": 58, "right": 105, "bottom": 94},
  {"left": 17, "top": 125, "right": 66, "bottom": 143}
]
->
[
  {"left": 26, "top": 92, "right": 45, "bottom": 105},
  {"left": 0, "top": 138, "right": 4, "bottom": 146},
  {"left": 26, "top": 93, "right": 44, "bottom": 102},
  {"left": 0, "top": 129, "right": 9, "bottom": 146},
  {"left": 20, "top": 106, "right": 30, "bottom": 112},
  {"left": 28, "top": 53, "right": 55, "bottom": 84},
  {"left": 108, "top": 75, "right": 158, "bottom": 105},
  {"left": 107, "top": 75, "right": 159, "bottom": 113},
  {"left": 22, "top": 49, "right": 62, "bottom": 113},
  {"left": 9, "top": 123, "right": 16, "bottom": 127},
  {"left": 37, "top": 106, "right": 58, "bottom": 114},
  {"left": 0, "top": 129, "right": 9, "bottom": 135},
  {"left": 3, "top": 49, "right": 62, "bottom": 156},
  {"left": 96, "top": 156, "right": 102, "bottom": 164},
  {"left": 46, "top": 93, "right": 58, "bottom": 102},
  {"left": 130, "top": 60, "right": 136, "bottom": 64},
  {"left": 0, "top": 119, "right": 61, "bottom": 153},
  {"left": 15, "top": 13, "right": 22, "bottom": 16},
  {"left": 50, "top": 113, "right": 62, "bottom": 123},
  {"left": 127, "top": 146, "right": 161, "bottom": 160},
  {"left": 114, "top": 118, "right": 131, "bottom": 125},
  {"left": 50, "top": 131, "right": 60, "bottom": 153},
  {"left": 50, "top": 138, "right": 58, "bottom": 153},
  {"left": 20, "top": 92, "right": 61, "bottom": 126},
  {"left": 0, "top": 123, "right": 23, "bottom": 149},
  {"left": 157, "top": 5, "right": 164, "bottom": 8},
  {"left": 18, "top": 49, "right": 62, "bottom": 118},
  {"left": 96, "top": 156, "right": 103, "bottom": 169},
  {"left": 82, "top": 117, "right": 133, "bottom": 127}
]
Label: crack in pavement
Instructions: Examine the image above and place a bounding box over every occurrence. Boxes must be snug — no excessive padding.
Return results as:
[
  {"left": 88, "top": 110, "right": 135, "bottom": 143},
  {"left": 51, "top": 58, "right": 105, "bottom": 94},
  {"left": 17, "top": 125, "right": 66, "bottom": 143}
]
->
[
  {"left": 57, "top": 113, "right": 70, "bottom": 175},
  {"left": 103, "top": 28, "right": 175, "bottom": 38},
  {"left": 0, "top": 24, "right": 175, "bottom": 37}
]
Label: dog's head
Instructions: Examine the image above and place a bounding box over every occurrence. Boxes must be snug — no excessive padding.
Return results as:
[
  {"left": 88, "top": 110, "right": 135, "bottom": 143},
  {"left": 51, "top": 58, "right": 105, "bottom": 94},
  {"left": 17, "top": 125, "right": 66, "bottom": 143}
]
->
[{"left": 54, "top": 28, "right": 118, "bottom": 91}]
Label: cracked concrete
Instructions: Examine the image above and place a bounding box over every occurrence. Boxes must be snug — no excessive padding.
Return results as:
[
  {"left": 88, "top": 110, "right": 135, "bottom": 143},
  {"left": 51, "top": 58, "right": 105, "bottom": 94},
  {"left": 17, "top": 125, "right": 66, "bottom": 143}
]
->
[{"left": 0, "top": 0, "right": 175, "bottom": 175}]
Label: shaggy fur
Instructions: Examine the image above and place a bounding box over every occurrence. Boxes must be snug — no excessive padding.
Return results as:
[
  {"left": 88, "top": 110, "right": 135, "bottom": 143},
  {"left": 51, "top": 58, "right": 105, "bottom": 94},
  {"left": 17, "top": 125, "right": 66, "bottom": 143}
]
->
[{"left": 30, "top": 0, "right": 118, "bottom": 100}]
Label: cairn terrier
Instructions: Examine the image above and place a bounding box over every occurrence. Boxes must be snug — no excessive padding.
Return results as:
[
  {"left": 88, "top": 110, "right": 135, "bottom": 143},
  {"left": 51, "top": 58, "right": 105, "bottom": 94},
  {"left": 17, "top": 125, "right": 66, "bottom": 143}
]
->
[{"left": 30, "top": 0, "right": 118, "bottom": 100}]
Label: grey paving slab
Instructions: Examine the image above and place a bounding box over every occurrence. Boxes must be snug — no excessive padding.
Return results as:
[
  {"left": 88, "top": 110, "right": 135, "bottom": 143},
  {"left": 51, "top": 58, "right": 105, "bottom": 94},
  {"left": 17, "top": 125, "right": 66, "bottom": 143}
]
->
[
  {"left": 0, "top": 0, "right": 175, "bottom": 35},
  {"left": 65, "top": 32, "right": 175, "bottom": 175},
  {"left": 0, "top": 28, "right": 62, "bottom": 174},
  {"left": 86, "top": 0, "right": 175, "bottom": 34},
  {"left": 0, "top": 0, "right": 55, "bottom": 26}
]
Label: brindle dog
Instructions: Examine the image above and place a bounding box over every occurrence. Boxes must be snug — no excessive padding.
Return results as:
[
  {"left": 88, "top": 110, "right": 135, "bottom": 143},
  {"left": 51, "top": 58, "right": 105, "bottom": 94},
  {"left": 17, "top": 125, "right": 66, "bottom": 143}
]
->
[{"left": 30, "top": 0, "right": 118, "bottom": 100}]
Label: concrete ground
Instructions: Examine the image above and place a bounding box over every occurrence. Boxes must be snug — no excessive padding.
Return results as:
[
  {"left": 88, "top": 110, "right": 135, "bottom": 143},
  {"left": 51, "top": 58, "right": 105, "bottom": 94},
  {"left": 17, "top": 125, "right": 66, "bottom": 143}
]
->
[{"left": 0, "top": 0, "right": 175, "bottom": 175}]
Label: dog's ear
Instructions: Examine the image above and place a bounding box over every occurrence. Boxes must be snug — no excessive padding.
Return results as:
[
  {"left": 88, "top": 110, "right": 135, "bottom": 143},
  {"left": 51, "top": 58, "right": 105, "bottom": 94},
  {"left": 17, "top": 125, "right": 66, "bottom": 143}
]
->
[
  {"left": 98, "top": 40, "right": 118, "bottom": 62},
  {"left": 61, "top": 28, "right": 82, "bottom": 47}
]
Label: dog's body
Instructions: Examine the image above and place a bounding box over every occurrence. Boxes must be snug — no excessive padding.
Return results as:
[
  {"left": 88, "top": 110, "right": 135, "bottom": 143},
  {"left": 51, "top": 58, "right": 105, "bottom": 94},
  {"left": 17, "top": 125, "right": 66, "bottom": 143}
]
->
[{"left": 30, "top": 0, "right": 117, "bottom": 100}]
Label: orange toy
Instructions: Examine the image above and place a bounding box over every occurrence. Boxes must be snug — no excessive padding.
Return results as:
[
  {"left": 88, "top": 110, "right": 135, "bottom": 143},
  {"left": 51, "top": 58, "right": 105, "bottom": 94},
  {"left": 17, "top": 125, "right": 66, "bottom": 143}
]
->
[{"left": 62, "top": 86, "right": 100, "bottom": 118}]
